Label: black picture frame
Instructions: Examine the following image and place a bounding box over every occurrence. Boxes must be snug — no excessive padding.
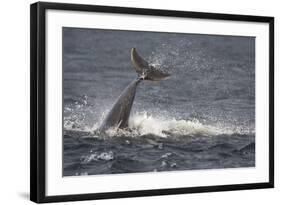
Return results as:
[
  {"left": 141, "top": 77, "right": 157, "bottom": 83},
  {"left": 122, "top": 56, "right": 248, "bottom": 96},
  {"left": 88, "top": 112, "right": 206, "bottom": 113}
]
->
[{"left": 30, "top": 1, "right": 274, "bottom": 203}]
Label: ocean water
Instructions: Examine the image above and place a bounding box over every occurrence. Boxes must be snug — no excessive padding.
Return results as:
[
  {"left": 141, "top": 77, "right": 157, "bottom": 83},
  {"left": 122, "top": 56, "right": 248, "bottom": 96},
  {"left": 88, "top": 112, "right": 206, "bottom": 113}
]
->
[{"left": 63, "top": 28, "right": 255, "bottom": 176}]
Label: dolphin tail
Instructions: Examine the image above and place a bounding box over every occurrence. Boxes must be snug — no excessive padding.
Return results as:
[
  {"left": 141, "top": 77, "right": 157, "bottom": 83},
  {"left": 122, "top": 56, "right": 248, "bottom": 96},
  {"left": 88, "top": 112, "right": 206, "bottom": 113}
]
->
[{"left": 130, "top": 48, "right": 170, "bottom": 81}]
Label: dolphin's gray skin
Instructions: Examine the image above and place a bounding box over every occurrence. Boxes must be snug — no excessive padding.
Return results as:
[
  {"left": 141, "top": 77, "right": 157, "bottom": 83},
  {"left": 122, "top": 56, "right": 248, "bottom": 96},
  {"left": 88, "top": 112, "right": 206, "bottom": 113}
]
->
[{"left": 99, "top": 48, "right": 170, "bottom": 133}]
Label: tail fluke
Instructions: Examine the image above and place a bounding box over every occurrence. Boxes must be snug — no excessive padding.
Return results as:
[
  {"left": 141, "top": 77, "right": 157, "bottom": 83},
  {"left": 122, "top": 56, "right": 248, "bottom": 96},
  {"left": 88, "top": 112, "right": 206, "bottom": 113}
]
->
[{"left": 131, "top": 48, "right": 170, "bottom": 81}]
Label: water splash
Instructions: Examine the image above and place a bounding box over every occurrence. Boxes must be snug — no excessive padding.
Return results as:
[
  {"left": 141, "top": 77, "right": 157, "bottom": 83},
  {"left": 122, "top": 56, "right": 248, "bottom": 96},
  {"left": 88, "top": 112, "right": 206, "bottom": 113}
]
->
[
  {"left": 128, "top": 111, "right": 233, "bottom": 137},
  {"left": 64, "top": 96, "right": 253, "bottom": 139}
]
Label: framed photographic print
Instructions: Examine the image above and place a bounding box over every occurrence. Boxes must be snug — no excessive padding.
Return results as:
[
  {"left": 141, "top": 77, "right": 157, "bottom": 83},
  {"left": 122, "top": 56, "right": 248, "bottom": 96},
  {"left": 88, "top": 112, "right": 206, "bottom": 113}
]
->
[{"left": 30, "top": 1, "right": 274, "bottom": 203}]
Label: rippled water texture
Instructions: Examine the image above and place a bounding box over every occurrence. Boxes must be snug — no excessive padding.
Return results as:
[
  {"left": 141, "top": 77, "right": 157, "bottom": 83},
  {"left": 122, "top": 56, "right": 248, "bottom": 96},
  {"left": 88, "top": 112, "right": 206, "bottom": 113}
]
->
[{"left": 63, "top": 28, "right": 255, "bottom": 176}]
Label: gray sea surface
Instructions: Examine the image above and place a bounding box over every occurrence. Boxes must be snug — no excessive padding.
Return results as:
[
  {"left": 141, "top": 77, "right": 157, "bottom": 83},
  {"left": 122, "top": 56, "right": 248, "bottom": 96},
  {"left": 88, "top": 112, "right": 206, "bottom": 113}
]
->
[{"left": 63, "top": 28, "right": 255, "bottom": 176}]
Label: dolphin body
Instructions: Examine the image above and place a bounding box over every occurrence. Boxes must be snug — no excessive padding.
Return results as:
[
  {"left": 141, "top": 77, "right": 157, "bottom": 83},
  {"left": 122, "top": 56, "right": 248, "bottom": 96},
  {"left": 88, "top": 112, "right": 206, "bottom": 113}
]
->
[{"left": 99, "top": 48, "right": 170, "bottom": 133}]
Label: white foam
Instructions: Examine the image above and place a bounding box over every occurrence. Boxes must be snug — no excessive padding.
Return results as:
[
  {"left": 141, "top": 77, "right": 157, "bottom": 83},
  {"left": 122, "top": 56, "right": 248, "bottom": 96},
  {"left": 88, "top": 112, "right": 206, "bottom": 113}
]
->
[{"left": 128, "top": 111, "right": 233, "bottom": 137}]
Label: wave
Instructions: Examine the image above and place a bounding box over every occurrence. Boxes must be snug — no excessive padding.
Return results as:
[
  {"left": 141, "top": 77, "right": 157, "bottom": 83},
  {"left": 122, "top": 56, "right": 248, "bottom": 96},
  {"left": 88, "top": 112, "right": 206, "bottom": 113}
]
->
[{"left": 81, "top": 151, "right": 114, "bottom": 164}]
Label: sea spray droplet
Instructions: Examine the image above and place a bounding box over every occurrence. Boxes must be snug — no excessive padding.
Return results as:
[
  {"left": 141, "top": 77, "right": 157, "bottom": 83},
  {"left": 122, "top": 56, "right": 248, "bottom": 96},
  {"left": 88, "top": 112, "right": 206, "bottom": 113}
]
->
[
  {"left": 170, "top": 163, "right": 177, "bottom": 168},
  {"left": 99, "top": 152, "right": 114, "bottom": 160},
  {"left": 161, "top": 161, "right": 167, "bottom": 167},
  {"left": 158, "top": 143, "right": 163, "bottom": 149}
]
